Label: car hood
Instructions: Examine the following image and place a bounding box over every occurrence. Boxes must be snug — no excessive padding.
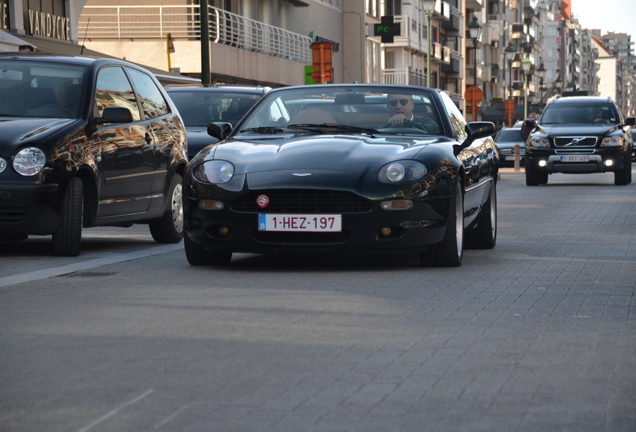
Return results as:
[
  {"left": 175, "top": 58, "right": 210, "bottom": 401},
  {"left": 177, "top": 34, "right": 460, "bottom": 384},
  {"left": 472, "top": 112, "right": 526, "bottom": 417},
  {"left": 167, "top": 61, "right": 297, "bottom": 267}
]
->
[
  {"left": 0, "top": 117, "right": 78, "bottom": 150},
  {"left": 536, "top": 124, "right": 618, "bottom": 136},
  {"left": 201, "top": 134, "right": 452, "bottom": 194},
  {"left": 185, "top": 127, "right": 219, "bottom": 158}
]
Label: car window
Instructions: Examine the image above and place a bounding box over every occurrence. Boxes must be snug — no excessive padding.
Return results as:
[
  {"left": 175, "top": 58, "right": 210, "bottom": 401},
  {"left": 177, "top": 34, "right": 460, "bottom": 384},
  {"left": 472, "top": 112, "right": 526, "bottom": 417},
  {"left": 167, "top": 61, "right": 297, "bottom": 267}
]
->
[
  {"left": 238, "top": 86, "right": 442, "bottom": 135},
  {"left": 438, "top": 91, "right": 467, "bottom": 139},
  {"left": 495, "top": 129, "right": 523, "bottom": 142},
  {"left": 541, "top": 103, "right": 619, "bottom": 125},
  {"left": 167, "top": 90, "right": 263, "bottom": 127},
  {"left": 126, "top": 68, "right": 169, "bottom": 119},
  {"left": 95, "top": 66, "right": 141, "bottom": 121},
  {"left": 0, "top": 60, "right": 86, "bottom": 119}
]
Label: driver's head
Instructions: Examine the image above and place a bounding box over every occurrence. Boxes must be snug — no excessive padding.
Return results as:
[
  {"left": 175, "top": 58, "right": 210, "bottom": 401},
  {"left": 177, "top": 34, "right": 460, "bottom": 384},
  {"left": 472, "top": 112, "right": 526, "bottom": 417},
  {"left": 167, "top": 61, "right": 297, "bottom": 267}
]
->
[{"left": 387, "top": 94, "right": 414, "bottom": 118}]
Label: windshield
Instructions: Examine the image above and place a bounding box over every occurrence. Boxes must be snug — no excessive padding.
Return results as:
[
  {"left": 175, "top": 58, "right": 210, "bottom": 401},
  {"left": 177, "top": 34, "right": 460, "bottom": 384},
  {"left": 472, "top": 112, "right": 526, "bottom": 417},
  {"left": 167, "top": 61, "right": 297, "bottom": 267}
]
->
[
  {"left": 540, "top": 103, "right": 619, "bottom": 125},
  {"left": 168, "top": 90, "right": 263, "bottom": 127},
  {"left": 238, "top": 86, "right": 444, "bottom": 136},
  {"left": 495, "top": 129, "right": 523, "bottom": 142},
  {"left": 0, "top": 60, "right": 87, "bottom": 119}
]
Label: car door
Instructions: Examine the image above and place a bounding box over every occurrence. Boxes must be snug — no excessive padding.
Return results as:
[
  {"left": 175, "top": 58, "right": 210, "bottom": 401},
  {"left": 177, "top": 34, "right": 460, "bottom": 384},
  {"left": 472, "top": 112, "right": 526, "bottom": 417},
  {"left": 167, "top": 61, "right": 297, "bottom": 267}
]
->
[
  {"left": 93, "top": 66, "right": 155, "bottom": 217},
  {"left": 124, "top": 67, "right": 175, "bottom": 202}
]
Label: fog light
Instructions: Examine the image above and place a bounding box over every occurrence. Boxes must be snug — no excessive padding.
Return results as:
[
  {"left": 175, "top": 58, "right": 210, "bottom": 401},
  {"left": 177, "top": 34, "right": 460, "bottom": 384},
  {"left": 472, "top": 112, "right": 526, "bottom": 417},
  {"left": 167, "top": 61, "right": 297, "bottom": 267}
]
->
[
  {"left": 538, "top": 160, "right": 547, "bottom": 167},
  {"left": 199, "top": 200, "right": 224, "bottom": 210},
  {"left": 219, "top": 226, "right": 230, "bottom": 237},
  {"left": 380, "top": 200, "right": 413, "bottom": 210},
  {"left": 605, "top": 159, "right": 613, "bottom": 167},
  {"left": 380, "top": 227, "right": 392, "bottom": 237}
]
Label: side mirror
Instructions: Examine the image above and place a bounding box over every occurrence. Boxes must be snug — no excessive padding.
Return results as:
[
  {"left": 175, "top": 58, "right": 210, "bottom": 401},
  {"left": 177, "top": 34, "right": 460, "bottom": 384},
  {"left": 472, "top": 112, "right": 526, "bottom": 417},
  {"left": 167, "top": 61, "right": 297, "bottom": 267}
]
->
[
  {"left": 455, "top": 122, "right": 495, "bottom": 155},
  {"left": 521, "top": 118, "right": 537, "bottom": 142},
  {"left": 95, "top": 107, "right": 134, "bottom": 125},
  {"left": 207, "top": 122, "right": 233, "bottom": 140},
  {"left": 624, "top": 117, "right": 636, "bottom": 126}
]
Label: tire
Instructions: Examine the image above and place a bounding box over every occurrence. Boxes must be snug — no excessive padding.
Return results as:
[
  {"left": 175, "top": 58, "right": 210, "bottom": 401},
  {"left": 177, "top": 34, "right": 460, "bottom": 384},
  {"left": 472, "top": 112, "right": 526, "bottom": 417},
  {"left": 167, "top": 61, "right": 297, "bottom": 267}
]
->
[
  {"left": 538, "top": 170, "right": 548, "bottom": 185},
  {"left": 420, "top": 180, "right": 464, "bottom": 267},
  {"left": 614, "top": 158, "right": 631, "bottom": 185},
  {"left": 184, "top": 234, "right": 232, "bottom": 266},
  {"left": 465, "top": 182, "right": 497, "bottom": 249},
  {"left": 52, "top": 177, "right": 83, "bottom": 257},
  {"left": 526, "top": 163, "right": 539, "bottom": 186},
  {"left": 149, "top": 174, "right": 184, "bottom": 243}
]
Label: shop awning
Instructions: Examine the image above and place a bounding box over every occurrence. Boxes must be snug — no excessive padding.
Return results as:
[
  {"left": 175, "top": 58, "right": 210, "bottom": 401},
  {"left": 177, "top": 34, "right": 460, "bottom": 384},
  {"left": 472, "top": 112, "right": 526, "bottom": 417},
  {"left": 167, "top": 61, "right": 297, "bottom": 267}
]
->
[{"left": 14, "top": 35, "right": 200, "bottom": 86}]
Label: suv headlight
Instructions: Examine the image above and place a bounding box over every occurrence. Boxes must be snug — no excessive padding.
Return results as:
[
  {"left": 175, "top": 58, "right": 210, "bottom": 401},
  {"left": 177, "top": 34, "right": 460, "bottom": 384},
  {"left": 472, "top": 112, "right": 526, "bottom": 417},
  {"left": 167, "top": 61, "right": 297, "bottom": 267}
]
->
[
  {"left": 601, "top": 137, "right": 622, "bottom": 147},
  {"left": 13, "top": 147, "right": 46, "bottom": 176},
  {"left": 193, "top": 161, "right": 235, "bottom": 184},
  {"left": 531, "top": 138, "right": 550, "bottom": 148}
]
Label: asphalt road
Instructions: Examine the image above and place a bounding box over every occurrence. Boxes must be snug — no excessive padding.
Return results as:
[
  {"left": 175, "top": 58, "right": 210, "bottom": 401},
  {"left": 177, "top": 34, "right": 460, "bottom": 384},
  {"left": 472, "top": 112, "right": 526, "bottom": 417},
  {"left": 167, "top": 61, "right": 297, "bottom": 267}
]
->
[{"left": 1, "top": 168, "right": 635, "bottom": 432}]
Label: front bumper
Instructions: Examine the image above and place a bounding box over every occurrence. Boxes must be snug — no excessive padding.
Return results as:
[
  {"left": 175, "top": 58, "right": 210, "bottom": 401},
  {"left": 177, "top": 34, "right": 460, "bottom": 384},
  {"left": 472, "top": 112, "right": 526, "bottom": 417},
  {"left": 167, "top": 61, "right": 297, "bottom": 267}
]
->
[
  {"left": 0, "top": 183, "right": 61, "bottom": 235},
  {"left": 526, "top": 149, "right": 628, "bottom": 174},
  {"left": 184, "top": 198, "right": 449, "bottom": 254}
]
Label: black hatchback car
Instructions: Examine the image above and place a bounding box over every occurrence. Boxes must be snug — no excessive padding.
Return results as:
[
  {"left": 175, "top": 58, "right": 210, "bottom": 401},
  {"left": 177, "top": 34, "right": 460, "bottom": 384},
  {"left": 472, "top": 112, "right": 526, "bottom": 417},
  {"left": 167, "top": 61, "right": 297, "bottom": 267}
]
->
[
  {"left": 523, "top": 96, "right": 634, "bottom": 185},
  {"left": 0, "top": 54, "right": 188, "bottom": 256}
]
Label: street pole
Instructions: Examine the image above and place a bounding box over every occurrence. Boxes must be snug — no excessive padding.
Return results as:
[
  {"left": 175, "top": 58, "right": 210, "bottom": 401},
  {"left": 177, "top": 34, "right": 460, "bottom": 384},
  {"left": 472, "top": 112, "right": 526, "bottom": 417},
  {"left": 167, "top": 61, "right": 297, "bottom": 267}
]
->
[
  {"left": 426, "top": 11, "right": 432, "bottom": 88},
  {"left": 200, "top": 0, "right": 211, "bottom": 87}
]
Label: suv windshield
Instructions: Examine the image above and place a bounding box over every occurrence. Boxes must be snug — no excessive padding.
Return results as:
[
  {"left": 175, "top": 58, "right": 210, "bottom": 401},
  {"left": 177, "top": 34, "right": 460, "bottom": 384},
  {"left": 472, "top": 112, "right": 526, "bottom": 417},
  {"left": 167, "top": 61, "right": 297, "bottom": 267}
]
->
[
  {"left": 540, "top": 103, "right": 619, "bottom": 125},
  {"left": 0, "top": 60, "right": 87, "bottom": 119},
  {"left": 496, "top": 129, "right": 523, "bottom": 142}
]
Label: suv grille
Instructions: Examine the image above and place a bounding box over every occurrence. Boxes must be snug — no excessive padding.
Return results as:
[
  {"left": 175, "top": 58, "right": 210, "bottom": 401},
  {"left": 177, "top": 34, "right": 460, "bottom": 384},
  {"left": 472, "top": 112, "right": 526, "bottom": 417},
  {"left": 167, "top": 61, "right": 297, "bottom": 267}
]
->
[
  {"left": 231, "top": 190, "right": 373, "bottom": 213},
  {"left": 554, "top": 136, "right": 597, "bottom": 147}
]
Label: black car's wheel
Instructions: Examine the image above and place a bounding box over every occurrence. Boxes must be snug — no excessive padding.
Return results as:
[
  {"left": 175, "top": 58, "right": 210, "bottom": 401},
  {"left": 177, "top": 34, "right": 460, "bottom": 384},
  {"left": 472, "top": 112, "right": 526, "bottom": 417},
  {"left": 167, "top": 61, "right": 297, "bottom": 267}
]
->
[
  {"left": 150, "top": 174, "right": 184, "bottom": 243},
  {"left": 538, "top": 170, "right": 548, "bottom": 184},
  {"left": 614, "top": 157, "right": 631, "bottom": 185},
  {"left": 526, "top": 163, "right": 540, "bottom": 186},
  {"left": 420, "top": 180, "right": 464, "bottom": 267},
  {"left": 465, "top": 182, "right": 497, "bottom": 249},
  {"left": 52, "top": 177, "right": 83, "bottom": 257},
  {"left": 184, "top": 234, "right": 232, "bottom": 266}
]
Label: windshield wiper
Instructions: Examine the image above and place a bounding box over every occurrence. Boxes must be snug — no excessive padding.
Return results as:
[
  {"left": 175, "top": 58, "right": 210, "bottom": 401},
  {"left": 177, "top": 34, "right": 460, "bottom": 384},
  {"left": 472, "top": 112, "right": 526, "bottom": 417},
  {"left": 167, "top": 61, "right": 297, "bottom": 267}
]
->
[
  {"left": 287, "top": 123, "right": 378, "bottom": 135},
  {"left": 240, "top": 126, "right": 285, "bottom": 133}
]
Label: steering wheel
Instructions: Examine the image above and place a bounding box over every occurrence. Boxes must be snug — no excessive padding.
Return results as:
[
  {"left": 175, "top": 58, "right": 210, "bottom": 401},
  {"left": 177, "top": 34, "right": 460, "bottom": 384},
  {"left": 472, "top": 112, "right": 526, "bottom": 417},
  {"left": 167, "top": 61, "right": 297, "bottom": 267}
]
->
[{"left": 402, "top": 119, "right": 428, "bottom": 131}]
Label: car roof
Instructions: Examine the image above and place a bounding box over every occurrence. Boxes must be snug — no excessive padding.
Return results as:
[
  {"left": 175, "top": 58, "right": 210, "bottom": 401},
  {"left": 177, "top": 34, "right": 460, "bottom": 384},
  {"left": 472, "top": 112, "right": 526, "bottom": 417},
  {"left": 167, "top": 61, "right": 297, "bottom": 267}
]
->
[{"left": 166, "top": 86, "right": 270, "bottom": 94}]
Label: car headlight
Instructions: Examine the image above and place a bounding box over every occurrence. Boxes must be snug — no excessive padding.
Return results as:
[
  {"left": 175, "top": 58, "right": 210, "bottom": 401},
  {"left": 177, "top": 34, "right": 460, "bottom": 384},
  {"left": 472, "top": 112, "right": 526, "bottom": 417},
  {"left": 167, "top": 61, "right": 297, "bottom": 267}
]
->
[
  {"left": 378, "top": 161, "right": 428, "bottom": 184},
  {"left": 193, "top": 161, "right": 235, "bottom": 184},
  {"left": 531, "top": 138, "right": 550, "bottom": 148},
  {"left": 13, "top": 147, "right": 46, "bottom": 176},
  {"left": 601, "top": 137, "right": 622, "bottom": 147}
]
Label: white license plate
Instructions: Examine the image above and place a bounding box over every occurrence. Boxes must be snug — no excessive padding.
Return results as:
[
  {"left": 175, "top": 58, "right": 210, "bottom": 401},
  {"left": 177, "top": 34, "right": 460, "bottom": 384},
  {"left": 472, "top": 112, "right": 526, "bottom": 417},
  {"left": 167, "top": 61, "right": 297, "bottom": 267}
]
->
[
  {"left": 560, "top": 155, "right": 589, "bottom": 162},
  {"left": 504, "top": 156, "right": 516, "bottom": 161},
  {"left": 258, "top": 214, "right": 342, "bottom": 232}
]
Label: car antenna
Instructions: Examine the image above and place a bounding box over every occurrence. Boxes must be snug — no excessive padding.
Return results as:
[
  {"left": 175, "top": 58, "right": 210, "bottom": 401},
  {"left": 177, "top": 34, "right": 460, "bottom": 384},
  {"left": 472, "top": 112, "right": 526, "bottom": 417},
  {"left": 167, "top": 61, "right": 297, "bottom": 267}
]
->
[{"left": 80, "top": 18, "right": 90, "bottom": 55}]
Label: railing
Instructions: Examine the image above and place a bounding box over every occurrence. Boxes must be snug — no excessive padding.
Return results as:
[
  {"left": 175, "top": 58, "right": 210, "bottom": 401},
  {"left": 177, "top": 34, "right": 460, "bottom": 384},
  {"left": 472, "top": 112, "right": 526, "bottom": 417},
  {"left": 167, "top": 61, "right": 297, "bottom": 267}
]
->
[
  {"left": 78, "top": 5, "right": 312, "bottom": 64},
  {"left": 381, "top": 68, "right": 428, "bottom": 87}
]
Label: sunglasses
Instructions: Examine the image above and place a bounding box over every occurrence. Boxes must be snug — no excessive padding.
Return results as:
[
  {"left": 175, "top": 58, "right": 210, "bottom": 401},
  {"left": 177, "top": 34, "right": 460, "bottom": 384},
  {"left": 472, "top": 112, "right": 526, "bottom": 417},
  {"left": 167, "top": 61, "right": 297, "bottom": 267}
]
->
[{"left": 388, "top": 98, "right": 411, "bottom": 107}]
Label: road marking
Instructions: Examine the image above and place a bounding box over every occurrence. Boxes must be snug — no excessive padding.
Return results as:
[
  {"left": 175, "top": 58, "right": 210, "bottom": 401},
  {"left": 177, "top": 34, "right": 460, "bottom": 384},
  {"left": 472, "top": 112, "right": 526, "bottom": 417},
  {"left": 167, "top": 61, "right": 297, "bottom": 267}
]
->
[
  {"left": 153, "top": 403, "right": 194, "bottom": 429},
  {"left": 0, "top": 244, "right": 183, "bottom": 289},
  {"left": 76, "top": 389, "right": 155, "bottom": 432}
]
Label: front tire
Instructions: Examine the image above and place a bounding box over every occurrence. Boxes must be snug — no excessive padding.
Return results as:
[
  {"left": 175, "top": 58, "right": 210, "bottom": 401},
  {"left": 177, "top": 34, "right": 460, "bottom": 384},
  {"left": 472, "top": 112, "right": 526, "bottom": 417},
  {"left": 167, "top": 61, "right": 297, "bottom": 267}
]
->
[
  {"left": 149, "top": 174, "right": 184, "bottom": 243},
  {"left": 420, "top": 180, "right": 464, "bottom": 267},
  {"left": 184, "top": 234, "right": 232, "bottom": 266},
  {"left": 465, "top": 182, "right": 497, "bottom": 249},
  {"left": 52, "top": 177, "right": 83, "bottom": 257},
  {"left": 526, "top": 162, "right": 540, "bottom": 186},
  {"left": 614, "top": 157, "right": 631, "bottom": 185}
]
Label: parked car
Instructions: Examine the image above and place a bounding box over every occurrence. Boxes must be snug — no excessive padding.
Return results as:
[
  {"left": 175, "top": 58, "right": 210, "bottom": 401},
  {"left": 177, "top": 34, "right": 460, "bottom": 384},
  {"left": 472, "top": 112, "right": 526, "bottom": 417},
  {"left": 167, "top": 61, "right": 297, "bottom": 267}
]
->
[
  {"left": 494, "top": 127, "right": 525, "bottom": 167},
  {"left": 0, "top": 54, "right": 188, "bottom": 256},
  {"left": 183, "top": 84, "right": 499, "bottom": 267},
  {"left": 523, "top": 96, "right": 635, "bottom": 185},
  {"left": 166, "top": 86, "right": 269, "bottom": 159}
]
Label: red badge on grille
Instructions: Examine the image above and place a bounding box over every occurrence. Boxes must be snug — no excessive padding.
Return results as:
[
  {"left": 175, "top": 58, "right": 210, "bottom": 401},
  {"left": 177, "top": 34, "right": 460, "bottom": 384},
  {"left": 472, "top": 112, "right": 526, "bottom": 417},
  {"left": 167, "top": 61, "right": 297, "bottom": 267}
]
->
[{"left": 256, "top": 195, "right": 269, "bottom": 208}]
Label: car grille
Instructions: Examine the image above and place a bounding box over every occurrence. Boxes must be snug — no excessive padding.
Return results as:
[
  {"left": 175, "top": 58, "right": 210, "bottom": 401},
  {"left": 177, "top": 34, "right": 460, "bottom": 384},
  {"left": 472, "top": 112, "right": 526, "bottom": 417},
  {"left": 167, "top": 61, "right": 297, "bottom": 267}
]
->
[
  {"left": 0, "top": 205, "right": 28, "bottom": 223},
  {"left": 231, "top": 189, "right": 373, "bottom": 213},
  {"left": 554, "top": 136, "right": 597, "bottom": 147}
]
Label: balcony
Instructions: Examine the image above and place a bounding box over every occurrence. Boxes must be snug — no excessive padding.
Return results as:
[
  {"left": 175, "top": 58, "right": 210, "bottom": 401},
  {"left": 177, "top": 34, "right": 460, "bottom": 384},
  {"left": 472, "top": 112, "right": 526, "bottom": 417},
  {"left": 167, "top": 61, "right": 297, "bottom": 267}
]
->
[
  {"left": 381, "top": 67, "right": 427, "bottom": 86},
  {"left": 78, "top": 4, "right": 312, "bottom": 64}
]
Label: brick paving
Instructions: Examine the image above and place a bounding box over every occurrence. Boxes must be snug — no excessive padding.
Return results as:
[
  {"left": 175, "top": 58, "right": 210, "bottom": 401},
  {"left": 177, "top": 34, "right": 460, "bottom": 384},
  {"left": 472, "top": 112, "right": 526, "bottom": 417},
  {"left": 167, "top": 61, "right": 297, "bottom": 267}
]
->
[{"left": 0, "top": 170, "right": 635, "bottom": 431}]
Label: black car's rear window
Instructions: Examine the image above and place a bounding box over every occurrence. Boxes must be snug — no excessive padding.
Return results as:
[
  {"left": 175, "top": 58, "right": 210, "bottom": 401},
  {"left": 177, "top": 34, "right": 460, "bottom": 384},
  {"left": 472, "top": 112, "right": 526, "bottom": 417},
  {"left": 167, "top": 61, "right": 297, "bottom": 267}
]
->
[{"left": 495, "top": 129, "right": 523, "bottom": 142}]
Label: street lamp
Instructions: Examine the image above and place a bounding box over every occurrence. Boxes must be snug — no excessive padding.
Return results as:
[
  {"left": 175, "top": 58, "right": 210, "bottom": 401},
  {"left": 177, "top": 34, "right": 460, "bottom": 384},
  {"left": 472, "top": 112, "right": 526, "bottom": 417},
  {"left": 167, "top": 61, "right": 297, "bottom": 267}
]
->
[
  {"left": 504, "top": 43, "right": 516, "bottom": 99},
  {"left": 420, "top": 0, "right": 437, "bottom": 88},
  {"left": 537, "top": 63, "right": 546, "bottom": 102},
  {"left": 521, "top": 53, "right": 532, "bottom": 119},
  {"left": 468, "top": 15, "right": 482, "bottom": 87},
  {"left": 555, "top": 75, "right": 562, "bottom": 95}
]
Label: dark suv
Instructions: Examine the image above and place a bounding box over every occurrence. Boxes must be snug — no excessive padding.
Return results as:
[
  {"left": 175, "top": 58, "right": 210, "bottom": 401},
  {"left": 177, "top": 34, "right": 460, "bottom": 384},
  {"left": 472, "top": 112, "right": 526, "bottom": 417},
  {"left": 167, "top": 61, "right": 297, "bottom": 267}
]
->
[{"left": 522, "top": 96, "right": 634, "bottom": 185}]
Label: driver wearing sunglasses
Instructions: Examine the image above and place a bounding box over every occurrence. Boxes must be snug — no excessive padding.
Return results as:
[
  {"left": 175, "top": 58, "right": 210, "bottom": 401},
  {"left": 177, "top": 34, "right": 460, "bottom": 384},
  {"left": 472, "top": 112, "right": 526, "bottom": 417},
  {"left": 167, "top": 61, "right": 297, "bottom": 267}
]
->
[{"left": 387, "top": 94, "right": 415, "bottom": 127}]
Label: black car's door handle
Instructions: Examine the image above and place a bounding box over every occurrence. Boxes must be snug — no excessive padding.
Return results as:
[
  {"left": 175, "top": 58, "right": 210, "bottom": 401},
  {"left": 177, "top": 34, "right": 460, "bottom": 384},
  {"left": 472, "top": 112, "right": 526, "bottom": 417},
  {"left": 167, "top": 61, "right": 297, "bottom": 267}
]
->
[{"left": 145, "top": 133, "right": 153, "bottom": 144}]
